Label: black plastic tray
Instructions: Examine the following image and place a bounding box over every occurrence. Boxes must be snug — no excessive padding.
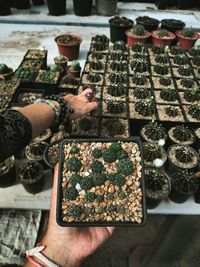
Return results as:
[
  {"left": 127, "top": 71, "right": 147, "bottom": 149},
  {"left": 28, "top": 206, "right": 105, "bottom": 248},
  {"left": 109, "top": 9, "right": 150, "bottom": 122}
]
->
[{"left": 57, "top": 137, "right": 147, "bottom": 227}]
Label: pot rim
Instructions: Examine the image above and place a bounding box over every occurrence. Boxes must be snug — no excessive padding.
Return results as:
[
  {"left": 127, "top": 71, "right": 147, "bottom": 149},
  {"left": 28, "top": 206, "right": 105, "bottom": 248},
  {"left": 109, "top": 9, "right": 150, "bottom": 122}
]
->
[
  {"left": 54, "top": 55, "right": 69, "bottom": 63},
  {"left": 175, "top": 30, "right": 199, "bottom": 40},
  {"left": 55, "top": 34, "right": 83, "bottom": 47},
  {"left": 125, "top": 28, "right": 151, "bottom": 39},
  {"left": 161, "top": 19, "right": 185, "bottom": 28},
  {"left": 109, "top": 17, "right": 134, "bottom": 28},
  {"left": 151, "top": 30, "right": 176, "bottom": 40},
  {"left": 136, "top": 16, "right": 160, "bottom": 26}
]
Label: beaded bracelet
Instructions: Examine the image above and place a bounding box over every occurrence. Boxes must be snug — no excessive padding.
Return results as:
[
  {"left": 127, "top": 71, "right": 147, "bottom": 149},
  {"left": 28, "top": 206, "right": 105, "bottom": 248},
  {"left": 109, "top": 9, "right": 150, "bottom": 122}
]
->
[{"left": 34, "top": 99, "right": 60, "bottom": 123}]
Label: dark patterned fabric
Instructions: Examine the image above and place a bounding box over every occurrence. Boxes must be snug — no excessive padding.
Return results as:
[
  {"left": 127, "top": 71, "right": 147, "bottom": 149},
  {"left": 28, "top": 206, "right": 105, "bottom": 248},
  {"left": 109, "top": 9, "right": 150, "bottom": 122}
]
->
[{"left": 0, "top": 110, "right": 32, "bottom": 162}]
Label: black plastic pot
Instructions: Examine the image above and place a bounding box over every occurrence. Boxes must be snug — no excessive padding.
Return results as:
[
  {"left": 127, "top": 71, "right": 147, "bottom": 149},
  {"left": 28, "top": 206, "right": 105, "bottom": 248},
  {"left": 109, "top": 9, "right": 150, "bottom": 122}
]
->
[
  {"left": 47, "top": 0, "right": 66, "bottom": 16},
  {"left": 161, "top": 18, "right": 185, "bottom": 45},
  {"left": 136, "top": 16, "right": 159, "bottom": 32},
  {"left": 12, "top": 0, "right": 31, "bottom": 9},
  {"left": 146, "top": 197, "right": 161, "bottom": 209},
  {"left": 0, "top": 156, "right": 16, "bottom": 188},
  {"left": 109, "top": 16, "right": 134, "bottom": 43},
  {"left": 0, "top": 0, "right": 11, "bottom": 16},
  {"left": 169, "top": 187, "right": 191, "bottom": 203},
  {"left": 96, "top": 0, "right": 118, "bottom": 16},
  {"left": 73, "top": 0, "right": 92, "bottom": 16},
  {"left": 17, "top": 161, "right": 45, "bottom": 194},
  {"left": 32, "top": 0, "right": 44, "bottom": 5}
]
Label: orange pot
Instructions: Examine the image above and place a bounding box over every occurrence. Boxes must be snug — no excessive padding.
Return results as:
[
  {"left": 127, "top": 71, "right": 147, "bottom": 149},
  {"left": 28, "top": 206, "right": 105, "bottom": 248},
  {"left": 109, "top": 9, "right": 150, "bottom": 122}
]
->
[
  {"left": 176, "top": 30, "right": 199, "bottom": 50},
  {"left": 125, "top": 29, "right": 151, "bottom": 47}
]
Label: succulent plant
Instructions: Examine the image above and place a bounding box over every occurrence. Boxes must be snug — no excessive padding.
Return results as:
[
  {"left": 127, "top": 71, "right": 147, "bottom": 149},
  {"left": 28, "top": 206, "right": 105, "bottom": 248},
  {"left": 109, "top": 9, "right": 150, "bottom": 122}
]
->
[
  {"left": 93, "top": 34, "right": 109, "bottom": 44},
  {"left": 170, "top": 46, "right": 184, "bottom": 56},
  {"left": 158, "top": 29, "right": 169, "bottom": 37},
  {"left": 112, "top": 174, "right": 126, "bottom": 187},
  {"left": 49, "top": 64, "right": 62, "bottom": 72},
  {"left": 78, "top": 117, "right": 92, "bottom": 132},
  {"left": 152, "top": 45, "right": 165, "bottom": 54},
  {"left": 154, "top": 64, "right": 169, "bottom": 75},
  {"left": 144, "top": 143, "right": 163, "bottom": 163},
  {"left": 91, "top": 160, "right": 104, "bottom": 173},
  {"left": 93, "top": 42, "right": 107, "bottom": 51},
  {"left": 109, "top": 72, "right": 127, "bottom": 83},
  {"left": 188, "top": 47, "right": 200, "bottom": 57},
  {"left": 103, "top": 118, "right": 126, "bottom": 136},
  {"left": 117, "top": 150, "right": 129, "bottom": 160},
  {"left": 109, "top": 142, "right": 122, "bottom": 152},
  {"left": 63, "top": 187, "right": 78, "bottom": 200},
  {"left": 92, "top": 173, "right": 106, "bottom": 186},
  {"left": 175, "top": 146, "right": 194, "bottom": 163},
  {"left": 70, "top": 146, "right": 79, "bottom": 154},
  {"left": 116, "top": 205, "right": 126, "bottom": 214},
  {"left": 15, "top": 67, "right": 37, "bottom": 82},
  {"left": 84, "top": 207, "right": 96, "bottom": 215},
  {"left": 69, "top": 174, "right": 82, "bottom": 187},
  {"left": 60, "top": 75, "right": 80, "bottom": 86},
  {"left": 80, "top": 177, "right": 94, "bottom": 190},
  {"left": 181, "top": 28, "right": 196, "bottom": 38},
  {"left": 110, "top": 61, "right": 128, "bottom": 72},
  {"left": 172, "top": 125, "right": 194, "bottom": 142},
  {"left": 132, "top": 24, "right": 146, "bottom": 36},
  {"left": 135, "top": 98, "right": 156, "bottom": 116},
  {"left": 107, "top": 173, "right": 116, "bottom": 183},
  {"left": 192, "top": 57, "right": 200, "bottom": 67},
  {"left": 171, "top": 169, "right": 198, "bottom": 194},
  {"left": 180, "top": 77, "right": 194, "bottom": 88},
  {"left": 107, "top": 204, "right": 117, "bottom": 213},
  {"left": 84, "top": 192, "right": 96, "bottom": 202},
  {"left": 133, "top": 88, "right": 151, "bottom": 99},
  {"left": 155, "top": 54, "right": 168, "bottom": 64},
  {"left": 178, "top": 65, "right": 192, "bottom": 76},
  {"left": 91, "top": 148, "right": 102, "bottom": 159},
  {"left": 67, "top": 204, "right": 82, "bottom": 217},
  {"left": 102, "top": 149, "right": 117, "bottom": 163},
  {"left": 66, "top": 157, "right": 82, "bottom": 172},
  {"left": 0, "top": 63, "right": 10, "bottom": 74},
  {"left": 96, "top": 195, "right": 104, "bottom": 203},
  {"left": 132, "top": 73, "right": 147, "bottom": 86},
  {"left": 131, "top": 42, "right": 146, "bottom": 53},
  {"left": 159, "top": 76, "right": 172, "bottom": 86},
  {"left": 110, "top": 51, "right": 127, "bottom": 61},
  {"left": 131, "top": 60, "right": 148, "bottom": 72},
  {"left": 165, "top": 106, "right": 179, "bottom": 117},
  {"left": 107, "top": 101, "right": 125, "bottom": 114},
  {"left": 87, "top": 71, "right": 101, "bottom": 82},
  {"left": 143, "top": 121, "right": 166, "bottom": 142},
  {"left": 118, "top": 191, "right": 127, "bottom": 200},
  {"left": 113, "top": 41, "right": 127, "bottom": 52},
  {"left": 184, "top": 87, "right": 200, "bottom": 102},
  {"left": 145, "top": 168, "right": 167, "bottom": 192},
  {"left": 160, "top": 88, "right": 177, "bottom": 102},
  {"left": 173, "top": 54, "right": 189, "bottom": 65},
  {"left": 90, "top": 60, "right": 103, "bottom": 71},
  {"left": 117, "top": 158, "right": 134, "bottom": 176},
  {"left": 90, "top": 52, "right": 104, "bottom": 60},
  {"left": 107, "top": 84, "right": 126, "bottom": 97},
  {"left": 188, "top": 104, "right": 200, "bottom": 120}
]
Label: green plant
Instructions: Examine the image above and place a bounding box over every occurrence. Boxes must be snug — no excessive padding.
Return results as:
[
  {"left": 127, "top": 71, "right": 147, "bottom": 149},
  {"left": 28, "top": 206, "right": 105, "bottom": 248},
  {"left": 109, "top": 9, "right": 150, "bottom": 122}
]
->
[
  {"left": 131, "top": 42, "right": 146, "bottom": 53},
  {"left": 67, "top": 204, "right": 82, "bottom": 217},
  {"left": 90, "top": 52, "right": 104, "bottom": 60},
  {"left": 107, "top": 84, "right": 126, "bottom": 97},
  {"left": 152, "top": 45, "right": 165, "bottom": 54},
  {"left": 103, "top": 118, "right": 126, "bottom": 136},
  {"left": 184, "top": 87, "right": 200, "bottom": 102},
  {"left": 113, "top": 41, "right": 127, "bottom": 52},
  {"left": 66, "top": 157, "right": 82, "bottom": 172},
  {"left": 107, "top": 204, "right": 116, "bottom": 213},
  {"left": 15, "top": 67, "right": 37, "bottom": 82},
  {"left": 116, "top": 205, "right": 126, "bottom": 214},
  {"left": 70, "top": 60, "right": 81, "bottom": 71},
  {"left": 92, "top": 173, "right": 106, "bottom": 186},
  {"left": 84, "top": 192, "right": 96, "bottom": 202},
  {"left": 90, "top": 60, "right": 103, "bottom": 71},
  {"left": 188, "top": 104, "right": 200, "bottom": 120},
  {"left": 69, "top": 174, "right": 82, "bottom": 187},
  {"left": 70, "top": 146, "right": 79, "bottom": 154},
  {"left": 107, "top": 101, "right": 125, "bottom": 114},
  {"left": 117, "top": 150, "right": 128, "bottom": 160},
  {"left": 102, "top": 149, "right": 117, "bottom": 163},
  {"left": 91, "top": 148, "right": 102, "bottom": 159},
  {"left": 87, "top": 71, "right": 101, "bottom": 82},
  {"left": 172, "top": 169, "right": 198, "bottom": 194},
  {"left": 93, "top": 34, "right": 109, "bottom": 44},
  {"left": 117, "top": 158, "right": 134, "bottom": 176},
  {"left": 170, "top": 46, "right": 184, "bottom": 56},
  {"left": 91, "top": 160, "right": 104, "bottom": 173},
  {"left": 143, "top": 121, "right": 166, "bottom": 142},
  {"left": 63, "top": 187, "right": 78, "bottom": 200},
  {"left": 192, "top": 57, "right": 200, "bottom": 67},
  {"left": 160, "top": 88, "right": 177, "bottom": 102},
  {"left": 131, "top": 60, "right": 148, "bottom": 72},
  {"left": 188, "top": 47, "right": 200, "bottom": 57},
  {"left": 93, "top": 42, "right": 107, "bottom": 51},
  {"left": 110, "top": 51, "right": 127, "bottom": 61},
  {"left": 109, "top": 142, "right": 122, "bottom": 152},
  {"left": 135, "top": 98, "right": 156, "bottom": 116},
  {"left": 180, "top": 77, "right": 194, "bottom": 88},
  {"left": 132, "top": 73, "right": 147, "bottom": 86},
  {"left": 112, "top": 174, "right": 126, "bottom": 187},
  {"left": 133, "top": 88, "right": 150, "bottom": 99},
  {"left": 175, "top": 147, "right": 194, "bottom": 163},
  {"left": 154, "top": 64, "right": 169, "bottom": 75},
  {"left": 181, "top": 28, "right": 196, "bottom": 38},
  {"left": 165, "top": 106, "right": 179, "bottom": 117},
  {"left": 155, "top": 55, "right": 168, "bottom": 64},
  {"left": 55, "top": 55, "right": 66, "bottom": 62},
  {"left": 0, "top": 63, "right": 10, "bottom": 74},
  {"left": 110, "top": 61, "right": 128, "bottom": 72},
  {"left": 80, "top": 177, "right": 94, "bottom": 190},
  {"left": 132, "top": 24, "right": 146, "bottom": 36},
  {"left": 172, "top": 125, "right": 194, "bottom": 142},
  {"left": 173, "top": 54, "right": 188, "bottom": 65},
  {"left": 178, "top": 65, "right": 192, "bottom": 76},
  {"left": 144, "top": 143, "right": 163, "bottom": 163},
  {"left": 109, "top": 72, "right": 127, "bottom": 83},
  {"left": 158, "top": 29, "right": 169, "bottom": 38},
  {"left": 118, "top": 191, "right": 127, "bottom": 200},
  {"left": 159, "top": 77, "right": 172, "bottom": 86}
]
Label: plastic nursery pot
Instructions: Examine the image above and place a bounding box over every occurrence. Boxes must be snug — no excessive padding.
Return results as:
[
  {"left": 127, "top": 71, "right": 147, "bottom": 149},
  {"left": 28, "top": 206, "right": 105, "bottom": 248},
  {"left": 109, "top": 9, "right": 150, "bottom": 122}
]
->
[
  {"left": 125, "top": 29, "right": 151, "bottom": 47},
  {"left": 43, "top": 139, "right": 63, "bottom": 169},
  {"left": 12, "top": 0, "right": 30, "bottom": 9},
  {"left": 54, "top": 56, "right": 69, "bottom": 74},
  {"left": 175, "top": 30, "right": 199, "bottom": 50},
  {"left": 0, "top": 1, "right": 11, "bottom": 16},
  {"left": 96, "top": 0, "right": 118, "bottom": 16},
  {"left": 0, "top": 156, "right": 16, "bottom": 188},
  {"left": 136, "top": 16, "right": 160, "bottom": 32},
  {"left": 55, "top": 34, "right": 82, "bottom": 61},
  {"left": 67, "top": 64, "right": 81, "bottom": 79},
  {"left": 47, "top": 0, "right": 66, "bottom": 16},
  {"left": 73, "top": 0, "right": 93, "bottom": 16},
  {"left": 109, "top": 16, "right": 134, "bottom": 43},
  {"left": 32, "top": 0, "right": 45, "bottom": 5},
  {"left": 161, "top": 19, "right": 185, "bottom": 34},
  {"left": 17, "top": 161, "right": 45, "bottom": 194},
  {"left": 151, "top": 30, "right": 176, "bottom": 46}
]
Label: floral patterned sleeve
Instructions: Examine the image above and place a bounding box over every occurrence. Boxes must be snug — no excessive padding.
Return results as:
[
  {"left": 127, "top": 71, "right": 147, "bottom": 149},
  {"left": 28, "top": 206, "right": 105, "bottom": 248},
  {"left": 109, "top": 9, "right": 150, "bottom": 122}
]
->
[{"left": 0, "top": 110, "right": 32, "bottom": 162}]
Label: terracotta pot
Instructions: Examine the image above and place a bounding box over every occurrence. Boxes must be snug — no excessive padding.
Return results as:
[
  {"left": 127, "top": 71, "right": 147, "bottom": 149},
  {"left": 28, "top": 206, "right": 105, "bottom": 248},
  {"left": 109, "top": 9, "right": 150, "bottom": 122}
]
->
[
  {"left": 125, "top": 29, "right": 151, "bottom": 47},
  {"left": 67, "top": 66, "right": 81, "bottom": 78},
  {"left": 151, "top": 30, "right": 176, "bottom": 46},
  {"left": 55, "top": 34, "right": 82, "bottom": 61},
  {"left": 54, "top": 56, "right": 68, "bottom": 74},
  {"left": 176, "top": 30, "right": 199, "bottom": 50}
]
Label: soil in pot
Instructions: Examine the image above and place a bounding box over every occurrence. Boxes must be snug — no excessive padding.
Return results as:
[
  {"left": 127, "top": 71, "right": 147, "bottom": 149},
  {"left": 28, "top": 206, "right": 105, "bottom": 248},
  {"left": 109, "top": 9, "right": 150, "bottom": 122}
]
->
[
  {"left": 145, "top": 167, "right": 171, "bottom": 209},
  {"left": 0, "top": 156, "right": 16, "bottom": 188},
  {"left": 136, "top": 16, "right": 159, "bottom": 32},
  {"left": 109, "top": 15, "right": 133, "bottom": 43},
  {"left": 0, "top": 1, "right": 11, "bottom": 16},
  {"left": 43, "top": 140, "right": 62, "bottom": 168},
  {"left": 47, "top": 0, "right": 66, "bottom": 16},
  {"left": 151, "top": 29, "right": 176, "bottom": 46},
  {"left": 169, "top": 169, "right": 199, "bottom": 203},
  {"left": 17, "top": 161, "right": 45, "bottom": 194},
  {"left": 73, "top": 0, "right": 92, "bottom": 16},
  {"left": 96, "top": 0, "right": 118, "bottom": 16}
]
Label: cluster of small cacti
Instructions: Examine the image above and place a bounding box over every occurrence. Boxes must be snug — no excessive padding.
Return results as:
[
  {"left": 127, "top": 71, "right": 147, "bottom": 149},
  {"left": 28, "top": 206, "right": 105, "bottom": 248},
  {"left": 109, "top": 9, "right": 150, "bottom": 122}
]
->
[
  {"left": 135, "top": 98, "right": 156, "bottom": 116},
  {"left": 160, "top": 88, "right": 177, "bottom": 102},
  {"left": 184, "top": 87, "right": 200, "bottom": 102},
  {"left": 15, "top": 67, "right": 37, "bottom": 82},
  {"left": 154, "top": 64, "right": 169, "bottom": 75},
  {"left": 131, "top": 42, "right": 146, "bottom": 53},
  {"left": 110, "top": 51, "right": 127, "bottom": 61},
  {"left": 132, "top": 24, "right": 146, "bottom": 36},
  {"left": 170, "top": 46, "right": 184, "bottom": 56},
  {"left": 36, "top": 70, "right": 59, "bottom": 83}
]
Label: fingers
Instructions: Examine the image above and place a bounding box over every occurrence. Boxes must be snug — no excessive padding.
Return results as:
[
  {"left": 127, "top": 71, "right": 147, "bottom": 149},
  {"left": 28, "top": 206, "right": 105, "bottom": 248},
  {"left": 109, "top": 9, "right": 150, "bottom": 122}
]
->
[
  {"left": 49, "top": 164, "right": 59, "bottom": 218},
  {"left": 86, "top": 101, "right": 98, "bottom": 113},
  {"left": 106, "top": 227, "right": 115, "bottom": 235}
]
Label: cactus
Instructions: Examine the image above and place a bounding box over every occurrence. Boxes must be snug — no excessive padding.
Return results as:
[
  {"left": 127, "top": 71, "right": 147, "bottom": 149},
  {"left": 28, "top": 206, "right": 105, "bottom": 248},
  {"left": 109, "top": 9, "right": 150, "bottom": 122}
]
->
[
  {"left": 134, "top": 88, "right": 151, "bottom": 99},
  {"left": 63, "top": 187, "right": 78, "bottom": 200},
  {"left": 132, "top": 24, "right": 146, "bottom": 36},
  {"left": 84, "top": 192, "right": 96, "bottom": 202},
  {"left": 192, "top": 57, "right": 200, "bottom": 67},
  {"left": 154, "top": 64, "right": 169, "bottom": 75},
  {"left": 107, "top": 204, "right": 117, "bottom": 213},
  {"left": 165, "top": 106, "right": 179, "bottom": 117},
  {"left": 70, "top": 146, "right": 79, "bottom": 154},
  {"left": 181, "top": 28, "right": 196, "bottom": 38},
  {"left": 159, "top": 76, "right": 172, "bottom": 86},
  {"left": 188, "top": 47, "right": 200, "bottom": 57},
  {"left": 184, "top": 87, "right": 200, "bottom": 102},
  {"left": 84, "top": 207, "right": 96, "bottom": 215},
  {"left": 61, "top": 75, "right": 80, "bottom": 86},
  {"left": 117, "top": 158, "right": 134, "bottom": 176},
  {"left": 131, "top": 60, "right": 148, "bottom": 72},
  {"left": 143, "top": 121, "right": 166, "bottom": 141},
  {"left": 109, "top": 142, "right": 122, "bottom": 152},
  {"left": 175, "top": 146, "right": 194, "bottom": 163},
  {"left": 170, "top": 46, "right": 184, "bottom": 56},
  {"left": 90, "top": 60, "right": 103, "bottom": 71},
  {"left": 66, "top": 157, "right": 82, "bottom": 172},
  {"left": 78, "top": 117, "right": 92, "bottom": 131},
  {"left": 109, "top": 72, "right": 127, "bottom": 83},
  {"left": 152, "top": 45, "right": 165, "bottom": 55},
  {"left": 116, "top": 205, "right": 126, "bottom": 214},
  {"left": 172, "top": 125, "right": 194, "bottom": 142},
  {"left": 93, "top": 42, "right": 107, "bottom": 51},
  {"left": 103, "top": 118, "right": 126, "bottom": 136},
  {"left": 131, "top": 52, "right": 147, "bottom": 61},
  {"left": 102, "top": 149, "right": 117, "bottom": 163},
  {"left": 117, "top": 149, "right": 128, "bottom": 160},
  {"left": 145, "top": 168, "right": 167, "bottom": 192},
  {"left": 155, "top": 54, "right": 168, "bottom": 64},
  {"left": 90, "top": 52, "right": 104, "bottom": 60},
  {"left": 110, "top": 51, "right": 127, "bottom": 61},
  {"left": 107, "top": 84, "right": 126, "bottom": 97},
  {"left": 132, "top": 73, "right": 147, "bottom": 86},
  {"left": 0, "top": 63, "right": 10, "bottom": 74},
  {"left": 131, "top": 42, "right": 146, "bottom": 53},
  {"left": 188, "top": 104, "right": 200, "bottom": 120},
  {"left": 91, "top": 148, "right": 102, "bottom": 159},
  {"left": 144, "top": 143, "right": 163, "bottom": 162},
  {"left": 79, "top": 177, "right": 94, "bottom": 190},
  {"left": 91, "top": 160, "right": 104, "bottom": 173},
  {"left": 178, "top": 65, "right": 192, "bottom": 76},
  {"left": 93, "top": 34, "right": 109, "bottom": 44},
  {"left": 135, "top": 98, "right": 156, "bottom": 116},
  {"left": 180, "top": 77, "right": 194, "bottom": 88},
  {"left": 110, "top": 61, "right": 128, "bottom": 72},
  {"left": 87, "top": 71, "right": 101, "bottom": 82},
  {"left": 112, "top": 174, "right": 126, "bottom": 187},
  {"left": 92, "top": 173, "right": 106, "bottom": 186},
  {"left": 113, "top": 41, "right": 127, "bottom": 52},
  {"left": 158, "top": 29, "right": 169, "bottom": 38},
  {"left": 160, "top": 88, "right": 177, "bottom": 102},
  {"left": 107, "top": 101, "right": 125, "bottom": 114},
  {"left": 69, "top": 174, "right": 82, "bottom": 187},
  {"left": 67, "top": 204, "right": 82, "bottom": 217},
  {"left": 173, "top": 55, "right": 189, "bottom": 65},
  {"left": 118, "top": 191, "right": 127, "bottom": 200}
]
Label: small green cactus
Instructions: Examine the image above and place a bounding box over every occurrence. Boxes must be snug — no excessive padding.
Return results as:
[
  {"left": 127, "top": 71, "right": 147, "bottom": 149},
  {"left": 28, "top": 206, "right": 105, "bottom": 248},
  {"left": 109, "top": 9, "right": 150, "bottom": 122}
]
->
[
  {"left": 112, "top": 174, "right": 126, "bottom": 187},
  {"left": 117, "top": 150, "right": 128, "bottom": 160},
  {"left": 135, "top": 98, "right": 156, "bottom": 116},
  {"left": 182, "top": 28, "right": 196, "bottom": 38},
  {"left": 109, "top": 142, "right": 122, "bottom": 152},
  {"left": 92, "top": 173, "right": 106, "bottom": 186},
  {"left": 159, "top": 77, "right": 172, "bottom": 86},
  {"left": 91, "top": 148, "right": 102, "bottom": 159},
  {"left": 67, "top": 204, "right": 82, "bottom": 217},
  {"left": 118, "top": 191, "right": 127, "bottom": 200},
  {"left": 188, "top": 104, "right": 200, "bottom": 120},
  {"left": 66, "top": 157, "right": 82, "bottom": 172},
  {"left": 107, "top": 204, "right": 117, "bottom": 213},
  {"left": 102, "top": 149, "right": 117, "bottom": 163},
  {"left": 84, "top": 192, "right": 96, "bottom": 202},
  {"left": 80, "top": 177, "right": 94, "bottom": 190},
  {"left": 158, "top": 29, "right": 169, "bottom": 38},
  {"left": 63, "top": 187, "right": 78, "bottom": 200},
  {"left": 117, "top": 158, "right": 134, "bottom": 176},
  {"left": 70, "top": 146, "right": 79, "bottom": 154},
  {"left": 160, "top": 88, "right": 177, "bottom": 102},
  {"left": 165, "top": 106, "right": 179, "bottom": 117},
  {"left": 132, "top": 24, "right": 146, "bottom": 36},
  {"left": 175, "top": 147, "right": 194, "bottom": 163},
  {"left": 113, "top": 41, "right": 127, "bottom": 52},
  {"left": 69, "top": 174, "right": 82, "bottom": 187},
  {"left": 180, "top": 77, "right": 194, "bottom": 88},
  {"left": 70, "top": 60, "right": 81, "bottom": 71},
  {"left": 91, "top": 160, "right": 104, "bottom": 173}
]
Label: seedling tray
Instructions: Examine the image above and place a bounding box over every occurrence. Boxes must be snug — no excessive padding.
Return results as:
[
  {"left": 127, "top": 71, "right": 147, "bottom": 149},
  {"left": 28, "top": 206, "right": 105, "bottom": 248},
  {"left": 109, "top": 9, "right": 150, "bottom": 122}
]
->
[{"left": 57, "top": 137, "right": 147, "bottom": 227}]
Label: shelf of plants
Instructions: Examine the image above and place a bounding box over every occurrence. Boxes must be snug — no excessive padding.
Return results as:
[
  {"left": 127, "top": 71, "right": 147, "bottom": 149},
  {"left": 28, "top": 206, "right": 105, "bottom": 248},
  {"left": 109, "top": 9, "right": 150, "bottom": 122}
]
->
[{"left": 0, "top": 33, "right": 200, "bottom": 217}]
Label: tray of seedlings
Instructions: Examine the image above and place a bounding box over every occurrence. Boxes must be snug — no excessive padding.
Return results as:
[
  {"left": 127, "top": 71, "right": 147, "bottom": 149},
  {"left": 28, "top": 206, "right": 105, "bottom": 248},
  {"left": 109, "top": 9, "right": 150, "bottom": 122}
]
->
[{"left": 57, "top": 137, "right": 146, "bottom": 226}]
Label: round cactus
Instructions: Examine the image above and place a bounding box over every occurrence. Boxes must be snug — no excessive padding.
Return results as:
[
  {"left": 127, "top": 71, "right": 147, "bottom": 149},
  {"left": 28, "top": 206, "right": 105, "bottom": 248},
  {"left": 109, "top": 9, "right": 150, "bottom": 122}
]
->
[
  {"left": 107, "top": 84, "right": 126, "bottom": 97},
  {"left": 144, "top": 143, "right": 163, "bottom": 162},
  {"left": 91, "top": 148, "right": 102, "bottom": 159},
  {"left": 155, "top": 54, "right": 168, "bottom": 64},
  {"left": 170, "top": 46, "right": 184, "bottom": 56},
  {"left": 178, "top": 65, "right": 192, "bottom": 76},
  {"left": 113, "top": 41, "right": 127, "bottom": 52},
  {"left": 69, "top": 174, "right": 82, "bottom": 187},
  {"left": 188, "top": 104, "right": 200, "bottom": 120},
  {"left": 172, "top": 125, "right": 194, "bottom": 142},
  {"left": 109, "top": 72, "right": 127, "bottom": 83},
  {"left": 112, "top": 174, "right": 126, "bottom": 187},
  {"left": 180, "top": 77, "right": 194, "bottom": 88},
  {"left": 107, "top": 204, "right": 117, "bottom": 213},
  {"left": 175, "top": 146, "right": 194, "bottom": 163},
  {"left": 118, "top": 191, "right": 127, "bottom": 200},
  {"left": 107, "top": 101, "right": 125, "bottom": 114},
  {"left": 103, "top": 118, "right": 126, "bottom": 136},
  {"left": 117, "top": 158, "right": 134, "bottom": 176},
  {"left": 110, "top": 61, "right": 128, "bottom": 72},
  {"left": 135, "top": 98, "right": 156, "bottom": 116},
  {"left": 159, "top": 76, "right": 172, "bottom": 86},
  {"left": 131, "top": 60, "right": 148, "bottom": 72},
  {"left": 102, "top": 149, "right": 117, "bottom": 163},
  {"left": 90, "top": 60, "right": 103, "bottom": 71},
  {"left": 66, "top": 157, "right": 82, "bottom": 172},
  {"left": 67, "top": 204, "right": 82, "bottom": 217},
  {"left": 96, "top": 195, "right": 104, "bottom": 203},
  {"left": 93, "top": 34, "right": 109, "bottom": 44},
  {"left": 160, "top": 88, "right": 177, "bottom": 102},
  {"left": 63, "top": 187, "right": 78, "bottom": 200},
  {"left": 109, "top": 142, "right": 122, "bottom": 152},
  {"left": 84, "top": 192, "right": 96, "bottom": 202},
  {"left": 165, "top": 106, "right": 179, "bottom": 117},
  {"left": 132, "top": 73, "right": 147, "bottom": 86},
  {"left": 131, "top": 42, "right": 146, "bottom": 53},
  {"left": 143, "top": 121, "right": 166, "bottom": 142},
  {"left": 116, "top": 205, "right": 126, "bottom": 214},
  {"left": 117, "top": 149, "right": 128, "bottom": 160},
  {"left": 70, "top": 146, "right": 79, "bottom": 154},
  {"left": 110, "top": 51, "right": 127, "bottom": 61},
  {"left": 90, "top": 52, "right": 104, "bottom": 60},
  {"left": 84, "top": 207, "right": 96, "bottom": 215},
  {"left": 192, "top": 57, "right": 200, "bottom": 67},
  {"left": 173, "top": 54, "right": 189, "bottom": 65},
  {"left": 154, "top": 64, "right": 169, "bottom": 75},
  {"left": 92, "top": 173, "right": 106, "bottom": 186},
  {"left": 184, "top": 87, "right": 200, "bottom": 103},
  {"left": 80, "top": 177, "right": 94, "bottom": 190},
  {"left": 87, "top": 71, "right": 101, "bottom": 82},
  {"left": 132, "top": 24, "right": 146, "bottom": 36},
  {"left": 134, "top": 88, "right": 151, "bottom": 99},
  {"left": 152, "top": 45, "right": 165, "bottom": 54},
  {"left": 93, "top": 42, "right": 107, "bottom": 51},
  {"left": 91, "top": 160, "right": 104, "bottom": 173},
  {"left": 188, "top": 47, "right": 200, "bottom": 57}
]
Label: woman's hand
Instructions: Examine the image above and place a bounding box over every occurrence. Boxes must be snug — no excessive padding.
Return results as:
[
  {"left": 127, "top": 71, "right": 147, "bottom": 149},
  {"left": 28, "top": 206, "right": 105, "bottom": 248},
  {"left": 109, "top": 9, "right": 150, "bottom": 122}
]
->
[
  {"left": 64, "top": 88, "right": 98, "bottom": 120},
  {"left": 41, "top": 165, "right": 115, "bottom": 267}
]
